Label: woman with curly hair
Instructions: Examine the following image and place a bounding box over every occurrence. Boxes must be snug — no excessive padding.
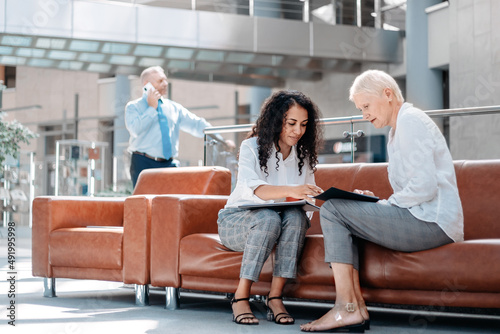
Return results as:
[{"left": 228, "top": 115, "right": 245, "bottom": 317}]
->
[{"left": 217, "top": 90, "right": 324, "bottom": 326}]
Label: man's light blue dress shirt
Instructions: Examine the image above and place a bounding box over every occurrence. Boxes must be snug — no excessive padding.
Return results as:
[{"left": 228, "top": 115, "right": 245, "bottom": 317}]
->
[{"left": 125, "top": 92, "right": 212, "bottom": 159}]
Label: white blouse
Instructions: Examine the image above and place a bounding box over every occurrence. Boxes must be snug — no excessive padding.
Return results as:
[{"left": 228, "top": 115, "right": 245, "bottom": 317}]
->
[
  {"left": 224, "top": 137, "right": 316, "bottom": 211},
  {"left": 378, "top": 103, "right": 464, "bottom": 242}
]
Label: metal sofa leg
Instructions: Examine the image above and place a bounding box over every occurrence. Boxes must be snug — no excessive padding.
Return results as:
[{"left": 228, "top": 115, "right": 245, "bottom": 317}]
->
[
  {"left": 43, "top": 277, "right": 56, "bottom": 297},
  {"left": 166, "top": 287, "right": 180, "bottom": 310},
  {"left": 135, "top": 284, "right": 150, "bottom": 306}
]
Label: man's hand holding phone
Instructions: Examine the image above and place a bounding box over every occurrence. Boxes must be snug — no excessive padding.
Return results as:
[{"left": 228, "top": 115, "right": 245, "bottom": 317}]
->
[{"left": 144, "top": 82, "right": 162, "bottom": 109}]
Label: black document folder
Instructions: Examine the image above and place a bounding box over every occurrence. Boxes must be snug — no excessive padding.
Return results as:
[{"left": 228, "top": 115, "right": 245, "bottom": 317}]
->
[{"left": 314, "top": 186, "right": 379, "bottom": 202}]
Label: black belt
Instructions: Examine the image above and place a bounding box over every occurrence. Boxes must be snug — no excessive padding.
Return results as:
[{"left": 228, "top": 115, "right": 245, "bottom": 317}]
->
[{"left": 133, "top": 151, "right": 172, "bottom": 162}]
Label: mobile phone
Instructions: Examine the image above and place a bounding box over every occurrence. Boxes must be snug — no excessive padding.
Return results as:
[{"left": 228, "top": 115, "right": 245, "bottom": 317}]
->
[{"left": 143, "top": 82, "right": 154, "bottom": 92}]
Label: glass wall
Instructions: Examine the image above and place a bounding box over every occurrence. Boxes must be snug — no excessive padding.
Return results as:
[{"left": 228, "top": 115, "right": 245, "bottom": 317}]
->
[
  {"left": 1, "top": 151, "right": 40, "bottom": 228},
  {"left": 204, "top": 106, "right": 500, "bottom": 189},
  {"left": 204, "top": 116, "right": 390, "bottom": 189}
]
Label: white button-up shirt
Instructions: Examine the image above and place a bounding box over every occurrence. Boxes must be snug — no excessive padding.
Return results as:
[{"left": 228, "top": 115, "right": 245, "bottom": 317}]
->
[
  {"left": 225, "top": 137, "right": 316, "bottom": 213},
  {"left": 379, "top": 103, "right": 464, "bottom": 242}
]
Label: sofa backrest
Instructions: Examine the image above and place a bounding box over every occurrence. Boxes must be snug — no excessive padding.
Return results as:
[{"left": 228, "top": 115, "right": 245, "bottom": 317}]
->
[
  {"left": 311, "top": 160, "right": 500, "bottom": 240},
  {"left": 310, "top": 163, "right": 391, "bottom": 234},
  {"left": 455, "top": 160, "right": 500, "bottom": 240},
  {"left": 133, "top": 166, "right": 231, "bottom": 196}
]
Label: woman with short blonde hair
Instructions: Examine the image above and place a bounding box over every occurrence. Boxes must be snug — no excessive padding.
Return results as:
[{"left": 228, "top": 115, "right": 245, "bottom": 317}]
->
[{"left": 301, "top": 70, "right": 463, "bottom": 333}]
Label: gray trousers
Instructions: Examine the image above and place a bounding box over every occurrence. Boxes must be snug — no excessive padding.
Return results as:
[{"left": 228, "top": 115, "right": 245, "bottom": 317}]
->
[
  {"left": 218, "top": 207, "right": 309, "bottom": 282},
  {"left": 320, "top": 199, "right": 453, "bottom": 271}
]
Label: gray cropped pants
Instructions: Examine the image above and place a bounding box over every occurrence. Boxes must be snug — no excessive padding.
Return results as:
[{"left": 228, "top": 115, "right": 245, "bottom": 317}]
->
[
  {"left": 320, "top": 199, "right": 453, "bottom": 271},
  {"left": 218, "top": 207, "right": 309, "bottom": 282}
]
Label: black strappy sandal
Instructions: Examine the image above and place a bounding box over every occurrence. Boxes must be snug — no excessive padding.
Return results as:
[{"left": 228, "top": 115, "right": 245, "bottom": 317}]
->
[
  {"left": 231, "top": 297, "right": 259, "bottom": 325},
  {"left": 266, "top": 295, "right": 295, "bottom": 325}
]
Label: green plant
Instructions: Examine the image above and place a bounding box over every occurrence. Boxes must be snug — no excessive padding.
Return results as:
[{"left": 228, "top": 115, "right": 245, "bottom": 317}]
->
[{"left": 0, "top": 112, "right": 38, "bottom": 166}]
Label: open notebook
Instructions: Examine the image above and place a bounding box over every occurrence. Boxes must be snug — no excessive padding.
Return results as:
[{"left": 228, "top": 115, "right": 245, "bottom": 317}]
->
[
  {"left": 239, "top": 200, "right": 320, "bottom": 212},
  {"left": 239, "top": 186, "right": 378, "bottom": 212}
]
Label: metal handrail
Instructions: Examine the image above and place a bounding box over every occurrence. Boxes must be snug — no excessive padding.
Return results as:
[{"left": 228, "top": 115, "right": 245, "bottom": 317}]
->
[{"left": 204, "top": 105, "right": 500, "bottom": 135}]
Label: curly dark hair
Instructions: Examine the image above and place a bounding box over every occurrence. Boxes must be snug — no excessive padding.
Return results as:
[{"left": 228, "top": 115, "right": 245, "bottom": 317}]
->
[{"left": 248, "top": 90, "right": 323, "bottom": 176}]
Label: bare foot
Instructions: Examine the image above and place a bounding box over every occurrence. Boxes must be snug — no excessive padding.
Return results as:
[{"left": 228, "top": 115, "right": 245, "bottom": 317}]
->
[
  {"left": 358, "top": 299, "right": 370, "bottom": 323},
  {"left": 300, "top": 304, "right": 364, "bottom": 332},
  {"left": 231, "top": 297, "right": 259, "bottom": 324},
  {"left": 267, "top": 297, "right": 294, "bottom": 324}
]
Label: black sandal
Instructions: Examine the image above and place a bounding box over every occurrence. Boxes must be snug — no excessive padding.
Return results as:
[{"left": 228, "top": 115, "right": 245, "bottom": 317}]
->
[
  {"left": 231, "top": 297, "right": 259, "bottom": 325},
  {"left": 266, "top": 295, "right": 295, "bottom": 325}
]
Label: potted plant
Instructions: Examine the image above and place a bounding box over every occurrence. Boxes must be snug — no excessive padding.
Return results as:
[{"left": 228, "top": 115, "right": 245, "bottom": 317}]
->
[{"left": 0, "top": 112, "right": 37, "bottom": 167}]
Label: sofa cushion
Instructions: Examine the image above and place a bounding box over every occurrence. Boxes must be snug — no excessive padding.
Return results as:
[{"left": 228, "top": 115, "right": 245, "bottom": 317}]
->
[
  {"left": 362, "top": 240, "right": 500, "bottom": 293},
  {"left": 179, "top": 233, "right": 273, "bottom": 281},
  {"left": 49, "top": 227, "right": 123, "bottom": 270}
]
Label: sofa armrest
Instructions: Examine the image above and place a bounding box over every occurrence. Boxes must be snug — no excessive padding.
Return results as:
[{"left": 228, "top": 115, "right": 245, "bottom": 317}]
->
[
  {"left": 123, "top": 195, "right": 155, "bottom": 285},
  {"left": 32, "top": 196, "right": 126, "bottom": 278},
  {"left": 150, "top": 195, "right": 229, "bottom": 287}
]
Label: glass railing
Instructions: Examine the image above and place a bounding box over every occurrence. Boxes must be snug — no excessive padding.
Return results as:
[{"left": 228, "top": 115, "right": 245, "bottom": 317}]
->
[
  {"left": 204, "top": 105, "right": 500, "bottom": 189},
  {"left": 1, "top": 151, "right": 41, "bottom": 228}
]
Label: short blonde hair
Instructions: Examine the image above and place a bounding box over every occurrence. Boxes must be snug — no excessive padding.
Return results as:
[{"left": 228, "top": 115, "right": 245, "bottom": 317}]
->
[
  {"left": 349, "top": 69, "right": 404, "bottom": 103},
  {"left": 140, "top": 66, "right": 165, "bottom": 85}
]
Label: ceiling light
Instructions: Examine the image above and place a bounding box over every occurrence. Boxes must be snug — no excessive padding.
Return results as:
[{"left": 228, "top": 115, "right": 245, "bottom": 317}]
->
[
  {"left": 28, "top": 58, "right": 55, "bottom": 67},
  {"left": 48, "top": 50, "right": 77, "bottom": 60},
  {"left": 87, "top": 63, "right": 112, "bottom": 72},
  {"left": 109, "top": 55, "right": 135, "bottom": 65},
  {"left": 102, "top": 42, "right": 131, "bottom": 54},
  {"left": 58, "top": 61, "right": 84, "bottom": 71},
  {"left": 16, "top": 48, "right": 45, "bottom": 57},
  {"left": 0, "top": 56, "right": 26, "bottom": 65},
  {"left": 226, "top": 52, "right": 255, "bottom": 64},
  {"left": 167, "top": 60, "right": 192, "bottom": 70},
  {"left": 196, "top": 50, "right": 224, "bottom": 62},
  {"left": 69, "top": 40, "right": 100, "bottom": 52},
  {"left": 134, "top": 45, "right": 163, "bottom": 57},
  {"left": 0, "top": 46, "right": 13, "bottom": 55},
  {"left": 138, "top": 57, "right": 165, "bottom": 67},
  {"left": 166, "top": 48, "right": 194, "bottom": 60},
  {"left": 78, "top": 53, "right": 106, "bottom": 62},
  {"left": 1, "top": 36, "right": 32, "bottom": 47},
  {"left": 36, "top": 38, "right": 66, "bottom": 49}
]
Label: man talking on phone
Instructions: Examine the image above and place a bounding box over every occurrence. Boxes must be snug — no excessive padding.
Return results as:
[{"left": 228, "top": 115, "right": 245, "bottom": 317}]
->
[{"left": 125, "top": 66, "right": 233, "bottom": 188}]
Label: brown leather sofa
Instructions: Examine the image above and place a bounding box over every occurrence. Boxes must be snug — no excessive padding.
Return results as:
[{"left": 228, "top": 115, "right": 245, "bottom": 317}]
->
[
  {"left": 149, "top": 160, "right": 500, "bottom": 310},
  {"left": 31, "top": 166, "right": 231, "bottom": 305}
]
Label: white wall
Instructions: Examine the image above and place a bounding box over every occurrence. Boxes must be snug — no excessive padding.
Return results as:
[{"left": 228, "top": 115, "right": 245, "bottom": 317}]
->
[
  {"left": 4, "top": 67, "right": 101, "bottom": 154},
  {"left": 448, "top": 0, "right": 500, "bottom": 159}
]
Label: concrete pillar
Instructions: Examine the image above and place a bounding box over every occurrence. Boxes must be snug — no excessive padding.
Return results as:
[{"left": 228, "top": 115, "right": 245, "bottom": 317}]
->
[
  {"left": 114, "top": 75, "right": 131, "bottom": 182},
  {"left": 249, "top": 1, "right": 278, "bottom": 118},
  {"left": 250, "top": 86, "right": 271, "bottom": 119},
  {"left": 406, "top": 0, "right": 443, "bottom": 110}
]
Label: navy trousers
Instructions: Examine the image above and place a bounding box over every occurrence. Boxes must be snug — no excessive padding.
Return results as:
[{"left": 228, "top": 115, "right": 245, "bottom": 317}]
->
[{"left": 130, "top": 152, "right": 177, "bottom": 188}]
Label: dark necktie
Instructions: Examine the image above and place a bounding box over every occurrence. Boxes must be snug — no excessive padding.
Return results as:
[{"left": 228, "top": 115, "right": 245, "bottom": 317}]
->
[{"left": 157, "top": 99, "right": 172, "bottom": 159}]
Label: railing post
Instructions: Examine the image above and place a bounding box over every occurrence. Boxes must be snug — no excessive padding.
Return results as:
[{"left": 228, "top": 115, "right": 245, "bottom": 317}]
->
[
  {"left": 249, "top": 0, "right": 254, "bottom": 17},
  {"left": 356, "top": 0, "right": 362, "bottom": 27},
  {"left": 374, "top": 0, "right": 382, "bottom": 28},
  {"left": 303, "top": 0, "right": 310, "bottom": 23},
  {"left": 350, "top": 122, "right": 355, "bottom": 162},
  {"left": 331, "top": 0, "right": 337, "bottom": 25}
]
